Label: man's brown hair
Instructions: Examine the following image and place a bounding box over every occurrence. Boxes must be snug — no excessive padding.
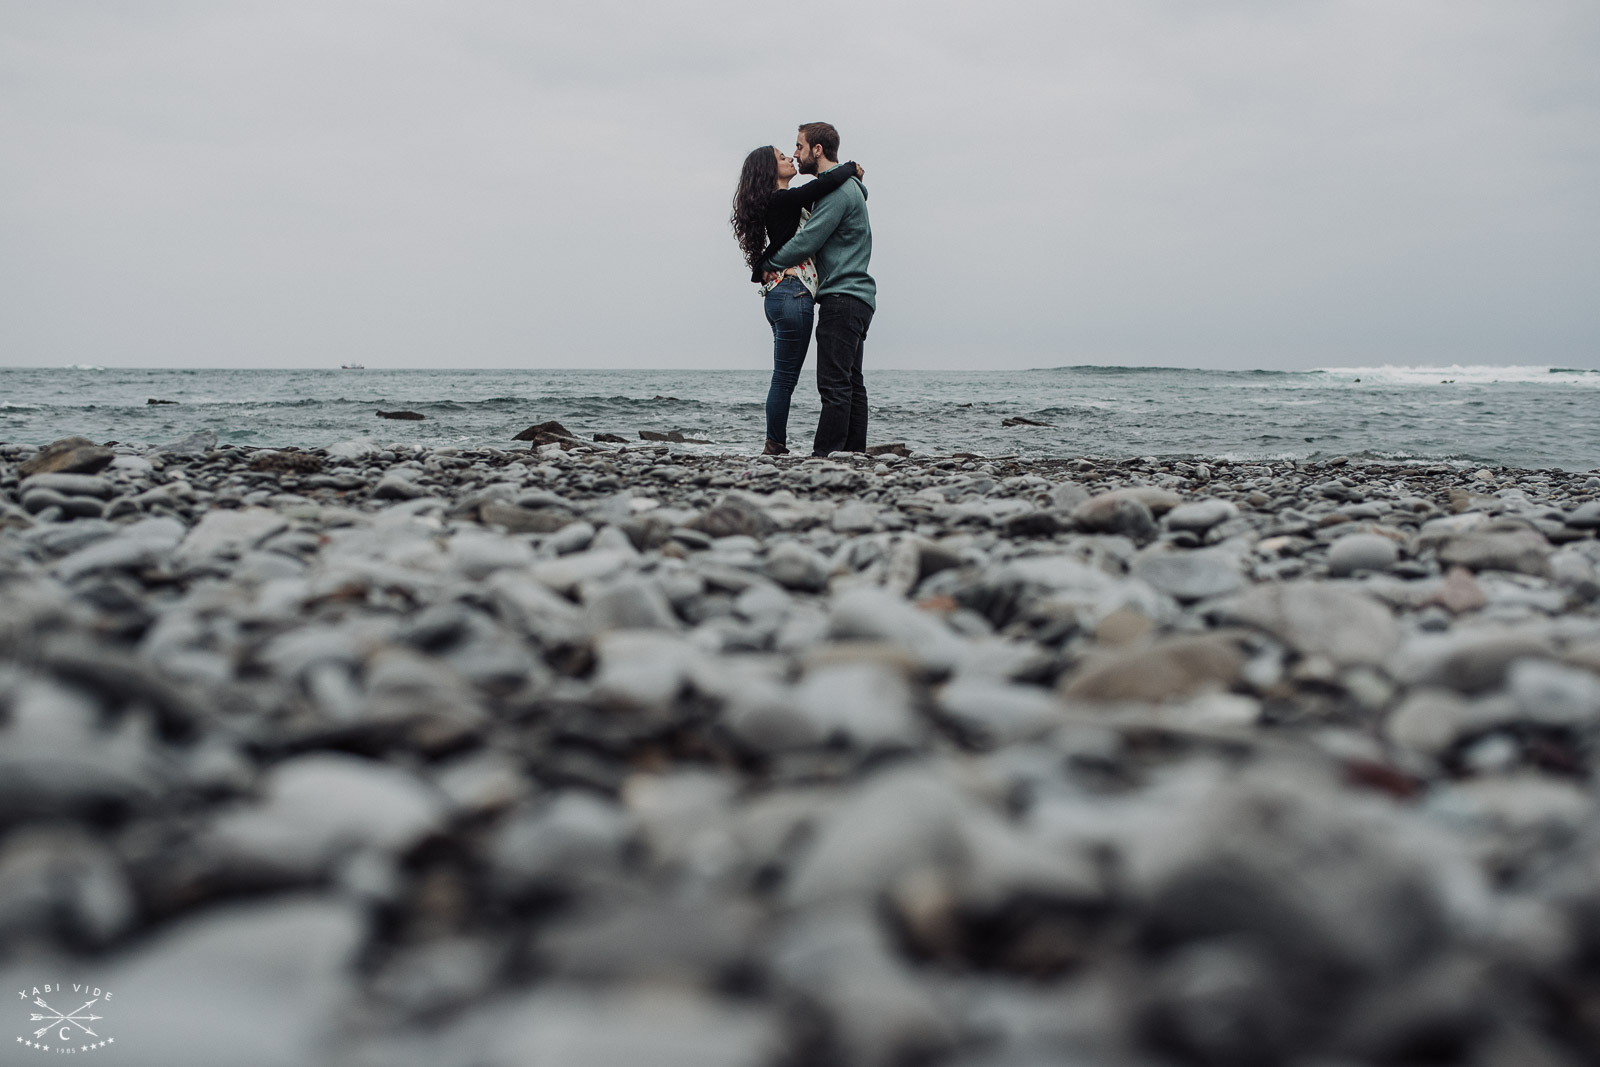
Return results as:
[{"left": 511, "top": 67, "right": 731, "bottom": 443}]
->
[{"left": 798, "top": 122, "right": 840, "bottom": 161}]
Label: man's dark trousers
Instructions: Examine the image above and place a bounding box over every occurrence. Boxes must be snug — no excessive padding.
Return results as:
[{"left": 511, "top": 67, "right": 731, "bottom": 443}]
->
[{"left": 812, "top": 293, "right": 874, "bottom": 455}]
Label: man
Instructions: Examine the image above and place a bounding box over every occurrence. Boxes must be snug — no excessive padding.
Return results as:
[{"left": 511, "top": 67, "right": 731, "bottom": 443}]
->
[{"left": 761, "top": 122, "right": 875, "bottom": 457}]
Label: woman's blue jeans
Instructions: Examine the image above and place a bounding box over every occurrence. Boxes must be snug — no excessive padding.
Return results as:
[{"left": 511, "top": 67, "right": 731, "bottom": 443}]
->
[{"left": 762, "top": 277, "right": 814, "bottom": 448}]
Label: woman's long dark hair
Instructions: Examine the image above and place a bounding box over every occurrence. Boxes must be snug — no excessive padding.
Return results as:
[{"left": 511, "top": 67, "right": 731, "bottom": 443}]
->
[{"left": 731, "top": 146, "right": 779, "bottom": 273}]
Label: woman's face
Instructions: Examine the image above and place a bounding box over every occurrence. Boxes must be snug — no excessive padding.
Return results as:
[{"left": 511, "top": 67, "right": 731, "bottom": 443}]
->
[{"left": 773, "top": 148, "right": 797, "bottom": 181}]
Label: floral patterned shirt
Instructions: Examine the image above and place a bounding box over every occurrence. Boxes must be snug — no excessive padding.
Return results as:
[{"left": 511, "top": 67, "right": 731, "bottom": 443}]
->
[{"left": 760, "top": 208, "right": 820, "bottom": 297}]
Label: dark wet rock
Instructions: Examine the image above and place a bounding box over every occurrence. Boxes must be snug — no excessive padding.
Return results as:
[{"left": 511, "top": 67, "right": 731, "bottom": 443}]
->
[
  {"left": 18, "top": 436, "right": 115, "bottom": 476},
  {"left": 1001, "top": 508, "right": 1060, "bottom": 538},
  {"left": 639, "top": 429, "right": 713, "bottom": 444},
  {"left": 146, "top": 397, "right": 179, "bottom": 405},
  {"left": 512, "top": 419, "right": 577, "bottom": 443},
  {"left": 593, "top": 432, "right": 628, "bottom": 443},
  {"left": 1002, "top": 416, "right": 1052, "bottom": 427},
  {"left": 866, "top": 442, "right": 910, "bottom": 456},
  {"left": 376, "top": 410, "right": 426, "bottom": 420}
]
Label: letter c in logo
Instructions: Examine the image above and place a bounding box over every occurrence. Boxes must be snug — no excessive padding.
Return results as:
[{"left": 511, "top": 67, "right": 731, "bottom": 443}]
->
[{"left": 60, "top": 1026, "right": 71, "bottom": 1042}]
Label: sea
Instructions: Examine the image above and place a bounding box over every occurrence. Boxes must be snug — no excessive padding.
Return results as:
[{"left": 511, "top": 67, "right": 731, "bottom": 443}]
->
[{"left": 2, "top": 364, "right": 1597, "bottom": 472}]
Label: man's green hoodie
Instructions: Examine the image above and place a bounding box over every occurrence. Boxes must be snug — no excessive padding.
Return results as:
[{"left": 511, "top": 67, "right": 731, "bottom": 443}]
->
[{"left": 762, "top": 164, "right": 875, "bottom": 310}]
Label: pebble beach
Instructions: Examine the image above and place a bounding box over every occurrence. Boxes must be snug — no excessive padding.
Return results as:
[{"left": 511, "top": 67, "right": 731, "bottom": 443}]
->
[{"left": 5, "top": 426, "right": 1600, "bottom": 1066}]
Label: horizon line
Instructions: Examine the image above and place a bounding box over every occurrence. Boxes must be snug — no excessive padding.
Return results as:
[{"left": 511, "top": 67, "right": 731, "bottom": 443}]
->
[{"left": 4, "top": 362, "right": 1594, "bottom": 374}]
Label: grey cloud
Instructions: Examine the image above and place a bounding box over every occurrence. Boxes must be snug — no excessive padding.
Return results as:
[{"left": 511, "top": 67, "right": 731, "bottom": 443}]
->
[{"left": 1, "top": 0, "right": 1596, "bottom": 369}]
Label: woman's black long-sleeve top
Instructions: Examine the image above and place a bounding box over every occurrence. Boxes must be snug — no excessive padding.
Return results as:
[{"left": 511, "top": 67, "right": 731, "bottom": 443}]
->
[{"left": 750, "top": 162, "right": 861, "bottom": 283}]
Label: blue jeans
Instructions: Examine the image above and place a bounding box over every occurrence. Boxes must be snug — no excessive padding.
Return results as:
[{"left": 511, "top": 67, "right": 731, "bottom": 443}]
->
[{"left": 762, "top": 277, "right": 814, "bottom": 447}]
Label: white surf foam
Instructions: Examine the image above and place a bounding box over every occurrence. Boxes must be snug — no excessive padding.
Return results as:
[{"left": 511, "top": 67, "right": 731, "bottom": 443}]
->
[{"left": 1315, "top": 364, "right": 1600, "bottom": 386}]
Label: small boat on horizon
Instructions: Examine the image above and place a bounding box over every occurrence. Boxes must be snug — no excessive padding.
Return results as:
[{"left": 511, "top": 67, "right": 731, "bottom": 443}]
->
[{"left": 340, "top": 363, "right": 366, "bottom": 370}]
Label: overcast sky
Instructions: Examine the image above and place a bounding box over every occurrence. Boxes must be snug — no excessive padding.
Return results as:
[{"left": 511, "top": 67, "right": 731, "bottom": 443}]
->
[{"left": 2, "top": 0, "right": 1597, "bottom": 371}]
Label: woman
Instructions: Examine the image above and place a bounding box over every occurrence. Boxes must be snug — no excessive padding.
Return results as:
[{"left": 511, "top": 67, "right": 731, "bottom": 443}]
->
[{"left": 730, "top": 147, "right": 863, "bottom": 455}]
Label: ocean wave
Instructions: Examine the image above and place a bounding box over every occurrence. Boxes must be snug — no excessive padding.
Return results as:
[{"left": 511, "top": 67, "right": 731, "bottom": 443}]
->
[
  {"left": 1315, "top": 364, "right": 1600, "bottom": 386},
  {"left": 1307, "top": 448, "right": 1499, "bottom": 468},
  {"left": 1033, "top": 364, "right": 1185, "bottom": 376},
  {"left": 1032, "top": 365, "right": 1310, "bottom": 379},
  {"left": 3, "top": 368, "right": 1593, "bottom": 470},
  {"left": 1031, "top": 405, "right": 1115, "bottom": 418}
]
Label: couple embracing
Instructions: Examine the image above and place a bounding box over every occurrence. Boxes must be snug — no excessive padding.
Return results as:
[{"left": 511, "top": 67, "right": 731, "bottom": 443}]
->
[{"left": 731, "top": 121, "right": 876, "bottom": 457}]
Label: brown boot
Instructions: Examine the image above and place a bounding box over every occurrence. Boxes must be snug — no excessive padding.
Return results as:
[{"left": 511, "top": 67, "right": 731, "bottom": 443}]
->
[{"left": 762, "top": 439, "right": 789, "bottom": 455}]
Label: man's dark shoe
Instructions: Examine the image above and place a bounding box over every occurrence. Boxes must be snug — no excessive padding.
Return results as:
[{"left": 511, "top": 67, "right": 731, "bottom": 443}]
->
[{"left": 762, "top": 439, "right": 789, "bottom": 455}]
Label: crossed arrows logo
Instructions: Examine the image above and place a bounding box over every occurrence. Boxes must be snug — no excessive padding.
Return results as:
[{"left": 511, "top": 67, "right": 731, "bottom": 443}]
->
[{"left": 29, "top": 995, "right": 102, "bottom": 1041}]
